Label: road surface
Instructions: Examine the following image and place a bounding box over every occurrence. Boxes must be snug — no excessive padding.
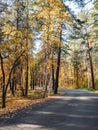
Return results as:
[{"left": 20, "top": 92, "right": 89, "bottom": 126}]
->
[{"left": 0, "top": 89, "right": 98, "bottom": 130}]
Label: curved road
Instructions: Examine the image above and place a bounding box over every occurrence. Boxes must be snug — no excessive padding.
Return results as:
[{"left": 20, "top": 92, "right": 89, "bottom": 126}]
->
[{"left": 0, "top": 89, "right": 98, "bottom": 130}]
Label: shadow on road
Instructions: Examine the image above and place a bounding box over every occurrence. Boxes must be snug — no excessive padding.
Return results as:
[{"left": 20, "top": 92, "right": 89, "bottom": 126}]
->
[{"left": 0, "top": 89, "right": 98, "bottom": 130}]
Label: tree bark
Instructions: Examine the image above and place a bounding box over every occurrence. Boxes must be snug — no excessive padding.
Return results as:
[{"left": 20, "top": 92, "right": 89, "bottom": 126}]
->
[
  {"left": 87, "top": 41, "right": 95, "bottom": 89},
  {"left": 0, "top": 53, "right": 6, "bottom": 108},
  {"left": 32, "top": 72, "right": 35, "bottom": 90},
  {"left": 10, "top": 79, "right": 15, "bottom": 96},
  {"left": 52, "top": 64, "right": 55, "bottom": 90},
  {"left": 54, "top": 24, "right": 62, "bottom": 94},
  {"left": 25, "top": 57, "right": 29, "bottom": 96},
  {"left": 76, "top": 68, "right": 79, "bottom": 88},
  {"left": 25, "top": 0, "right": 29, "bottom": 96}
]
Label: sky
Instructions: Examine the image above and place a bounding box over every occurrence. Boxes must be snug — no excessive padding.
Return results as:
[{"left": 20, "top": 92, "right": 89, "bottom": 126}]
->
[{"left": 64, "top": 0, "right": 94, "bottom": 16}]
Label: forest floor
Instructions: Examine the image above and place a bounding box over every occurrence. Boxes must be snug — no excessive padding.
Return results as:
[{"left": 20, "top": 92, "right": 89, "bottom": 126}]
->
[
  {"left": 0, "top": 89, "right": 64, "bottom": 116},
  {"left": 0, "top": 89, "right": 98, "bottom": 130},
  {"left": 0, "top": 89, "right": 48, "bottom": 116}
]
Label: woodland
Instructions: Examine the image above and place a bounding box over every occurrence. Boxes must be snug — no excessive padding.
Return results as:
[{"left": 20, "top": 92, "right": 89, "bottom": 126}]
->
[{"left": 0, "top": 0, "right": 98, "bottom": 109}]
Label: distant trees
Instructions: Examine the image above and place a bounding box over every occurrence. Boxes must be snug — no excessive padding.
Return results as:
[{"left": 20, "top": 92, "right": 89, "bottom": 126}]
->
[
  {"left": 63, "top": 0, "right": 98, "bottom": 89},
  {"left": 35, "top": 0, "right": 72, "bottom": 94}
]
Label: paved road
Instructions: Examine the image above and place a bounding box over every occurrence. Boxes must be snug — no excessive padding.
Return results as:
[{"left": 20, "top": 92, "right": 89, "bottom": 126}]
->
[{"left": 0, "top": 89, "right": 98, "bottom": 130}]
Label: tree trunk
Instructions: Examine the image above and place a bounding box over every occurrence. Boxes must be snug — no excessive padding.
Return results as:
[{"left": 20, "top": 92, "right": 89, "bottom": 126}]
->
[
  {"left": 2, "top": 90, "right": 6, "bottom": 108},
  {"left": 32, "top": 75, "right": 35, "bottom": 90},
  {"left": 87, "top": 41, "right": 95, "bottom": 89},
  {"left": 89, "top": 52, "right": 95, "bottom": 89},
  {"left": 87, "top": 62, "right": 90, "bottom": 89},
  {"left": 54, "top": 46, "right": 61, "bottom": 94},
  {"left": 20, "top": 66, "right": 25, "bottom": 96},
  {"left": 54, "top": 24, "right": 62, "bottom": 94},
  {"left": 52, "top": 64, "right": 55, "bottom": 91},
  {"left": 0, "top": 53, "right": 6, "bottom": 108},
  {"left": 10, "top": 79, "right": 15, "bottom": 96},
  {"left": 76, "top": 68, "right": 79, "bottom": 88},
  {"left": 25, "top": 0, "right": 29, "bottom": 96},
  {"left": 25, "top": 58, "right": 29, "bottom": 96},
  {"left": 43, "top": 67, "right": 48, "bottom": 98},
  {"left": 20, "top": 68, "right": 25, "bottom": 96},
  {"left": 31, "top": 70, "right": 34, "bottom": 90}
]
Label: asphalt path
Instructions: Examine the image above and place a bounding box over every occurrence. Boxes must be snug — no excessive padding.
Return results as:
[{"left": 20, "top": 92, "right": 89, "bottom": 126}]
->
[{"left": 0, "top": 89, "right": 98, "bottom": 130}]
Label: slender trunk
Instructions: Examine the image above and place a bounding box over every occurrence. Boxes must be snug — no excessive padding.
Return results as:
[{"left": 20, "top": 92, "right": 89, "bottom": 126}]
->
[
  {"left": 76, "top": 68, "right": 79, "bottom": 88},
  {"left": 25, "top": 0, "right": 29, "bottom": 96},
  {"left": 2, "top": 90, "right": 6, "bottom": 108},
  {"left": 54, "top": 46, "right": 61, "bottom": 94},
  {"left": 25, "top": 57, "right": 29, "bottom": 96},
  {"left": 31, "top": 70, "right": 34, "bottom": 90},
  {"left": 52, "top": 64, "right": 55, "bottom": 90},
  {"left": 10, "top": 69, "right": 16, "bottom": 96},
  {"left": 89, "top": 52, "right": 95, "bottom": 89},
  {"left": 0, "top": 53, "right": 6, "bottom": 108},
  {"left": 43, "top": 73, "right": 50, "bottom": 97},
  {"left": 32, "top": 71, "right": 35, "bottom": 90},
  {"left": 20, "top": 68, "right": 24, "bottom": 96},
  {"left": 51, "top": 50, "right": 55, "bottom": 91},
  {"left": 87, "top": 41, "right": 95, "bottom": 89},
  {"left": 43, "top": 4, "right": 51, "bottom": 97},
  {"left": 10, "top": 79, "right": 15, "bottom": 96},
  {"left": 20, "top": 67, "right": 25, "bottom": 96},
  {"left": 39, "top": 77, "right": 41, "bottom": 87},
  {"left": 87, "top": 62, "right": 90, "bottom": 89},
  {"left": 43, "top": 61, "right": 48, "bottom": 98},
  {"left": 54, "top": 24, "right": 62, "bottom": 94}
]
